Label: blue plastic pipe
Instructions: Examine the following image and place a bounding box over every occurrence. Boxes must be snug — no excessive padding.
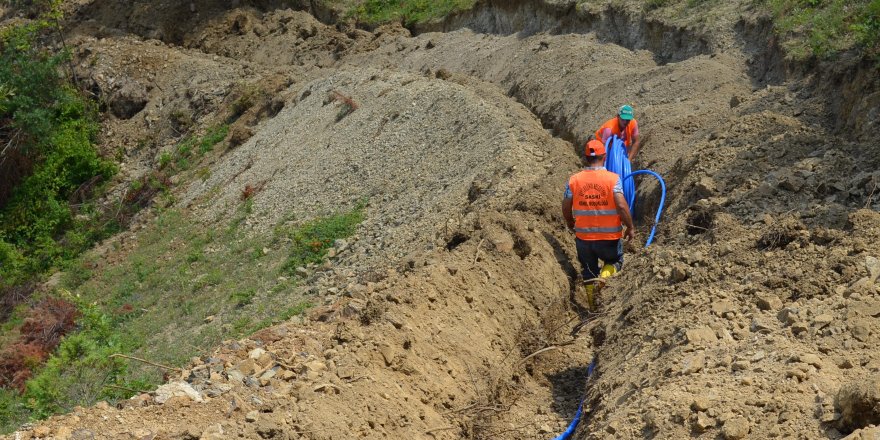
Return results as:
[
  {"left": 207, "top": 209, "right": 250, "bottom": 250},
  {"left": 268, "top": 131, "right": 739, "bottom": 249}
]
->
[
  {"left": 621, "top": 170, "right": 666, "bottom": 248},
  {"left": 604, "top": 136, "right": 635, "bottom": 209},
  {"left": 552, "top": 360, "right": 597, "bottom": 440}
]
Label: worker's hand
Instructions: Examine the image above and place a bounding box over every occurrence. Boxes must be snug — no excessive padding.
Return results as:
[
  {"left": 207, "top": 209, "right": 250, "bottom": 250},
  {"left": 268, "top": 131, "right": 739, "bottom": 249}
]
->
[{"left": 624, "top": 227, "right": 635, "bottom": 241}]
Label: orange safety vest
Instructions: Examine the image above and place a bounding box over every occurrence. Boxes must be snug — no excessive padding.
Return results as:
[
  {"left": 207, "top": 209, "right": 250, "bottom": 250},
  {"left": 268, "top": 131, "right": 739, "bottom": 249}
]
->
[
  {"left": 569, "top": 169, "right": 623, "bottom": 241},
  {"left": 594, "top": 117, "right": 638, "bottom": 148}
]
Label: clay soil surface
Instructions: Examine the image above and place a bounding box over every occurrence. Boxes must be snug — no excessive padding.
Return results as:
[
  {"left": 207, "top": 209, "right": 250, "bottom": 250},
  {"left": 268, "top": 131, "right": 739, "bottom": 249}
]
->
[{"left": 3, "top": 1, "right": 880, "bottom": 439}]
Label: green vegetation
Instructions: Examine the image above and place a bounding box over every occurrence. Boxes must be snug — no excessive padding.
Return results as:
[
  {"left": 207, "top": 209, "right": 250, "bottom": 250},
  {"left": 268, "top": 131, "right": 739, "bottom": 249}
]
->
[
  {"left": 0, "top": 203, "right": 363, "bottom": 432},
  {"left": 166, "top": 124, "right": 229, "bottom": 171},
  {"left": 767, "top": 0, "right": 880, "bottom": 59},
  {"left": 349, "top": 0, "right": 476, "bottom": 26},
  {"left": 634, "top": 0, "right": 879, "bottom": 60},
  {"left": 0, "top": 22, "right": 116, "bottom": 287},
  {"left": 279, "top": 203, "right": 365, "bottom": 275}
]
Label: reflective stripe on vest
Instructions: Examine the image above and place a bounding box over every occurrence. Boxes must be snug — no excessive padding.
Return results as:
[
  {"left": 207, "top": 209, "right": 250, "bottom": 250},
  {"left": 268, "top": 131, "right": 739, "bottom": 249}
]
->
[
  {"left": 569, "top": 169, "right": 623, "bottom": 241},
  {"left": 574, "top": 226, "right": 623, "bottom": 234},
  {"left": 573, "top": 210, "right": 618, "bottom": 217}
]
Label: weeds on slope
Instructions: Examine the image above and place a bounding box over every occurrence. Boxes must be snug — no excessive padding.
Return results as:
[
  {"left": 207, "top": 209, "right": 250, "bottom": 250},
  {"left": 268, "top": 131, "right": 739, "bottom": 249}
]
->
[
  {"left": 0, "top": 202, "right": 362, "bottom": 432},
  {"left": 767, "top": 0, "right": 880, "bottom": 60},
  {"left": 350, "top": 0, "right": 476, "bottom": 26}
]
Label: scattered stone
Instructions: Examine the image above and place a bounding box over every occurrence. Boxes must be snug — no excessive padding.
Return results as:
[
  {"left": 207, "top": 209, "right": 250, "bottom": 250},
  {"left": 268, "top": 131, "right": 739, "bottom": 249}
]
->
[
  {"left": 682, "top": 352, "right": 706, "bottom": 374},
  {"left": 791, "top": 322, "right": 809, "bottom": 335},
  {"left": 751, "top": 317, "right": 773, "bottom": 333},
  {"left": 204, "top": 315, "right": 215, "bottom": 323},
  {"left": 757, "top": 294, "right": 783, "bottom": 311},
  {"left": 693, "top": 412, "right": 716, "bottom": 432},
  {"left": 867, "top": 256, "right": 880, "bottom": 282},
  {"left": 200, "top": 424, "right": 225, "bottom": 440},
  {"left": 799, "top": 353, "right": 823, "bottom": 369},
  {"left": 778, "top": 307, "right": 799, "bottom": 325},
  {"left": 227, "top": 369, "right": 245, "bottom": 383},
  {"left": 155, "top": 382, "right": 203, "bottom": 404},
  {"left": 671, "top": 263, "right": 689, "bottom": 283},
  {"left": 732, "top": 360, "right": 751, "bottom": 371},
  {"left": 245, "top": 410, "right": 259, "bottom": 422},
  {"left": 722, "top": 416, "right": 750, "bottom": 439},
  {"left": 711, "top": 300, "right": 735, "bottom": 317},
  {"left": 236, "top": 358, "right": 259, "bottom": 376},
  {"left": 813, "top": 314, "right": 834, "bottom": 327},
  {"left": 685, "top": 327, "right": 718, "bottom": 345},
  {"left": 692, "top": 396, "right": 712, "bottom": 412}
]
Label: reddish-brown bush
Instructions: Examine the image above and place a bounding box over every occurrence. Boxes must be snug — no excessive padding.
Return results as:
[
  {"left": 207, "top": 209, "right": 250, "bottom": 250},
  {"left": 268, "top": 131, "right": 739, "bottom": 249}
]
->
[{"left": 0, "top": 297, "right": 79, "bottom": 392}]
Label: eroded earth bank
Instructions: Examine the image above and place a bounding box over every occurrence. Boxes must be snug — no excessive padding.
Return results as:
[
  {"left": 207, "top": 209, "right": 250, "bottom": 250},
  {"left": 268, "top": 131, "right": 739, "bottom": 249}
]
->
[{"left": 3, "top": 0, "right": 880, "bottom": 439}]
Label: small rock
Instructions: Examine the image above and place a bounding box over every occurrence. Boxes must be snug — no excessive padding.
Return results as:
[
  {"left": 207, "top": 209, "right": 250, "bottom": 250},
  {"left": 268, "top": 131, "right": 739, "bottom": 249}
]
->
[
  {"left": 732, "top": 360, "right": 751, "bottom": 371},
  {"left": 693, "top": 412, "right": 716, "bottom": 432},
  {"left": 751, "top": 317, "right": 774, "bottom": 333},
  {"left": 778, "top": 307, "right": 799, "bottom": 325},
  {"left": 730, "top": 96, "right": 741, "bottom": 108},
  {"left": 867, "top": 256, "right": 880, "bottom": 282},
  {"left": 671, "top": 263, "right": 689, "bottom": 282},
  {"left": 722, "top": 416, "right": 750, "bottom": 439},
  {"left": 799, "top": 353, "right": 823, "bottom": 369},
  {"left": 692, "top": 396, "right": 712, "bottom": 412},
  {"left": 711, "top": 300, "right": 735, "bottom": 317},
  {"left": 685, "top": 327, "right": 718, "bottom": 345},
  {"left": 813, "top": 314, "right": 834, "bottom": 327},
  {"left": 790, "top": 320, "right": 809, "bottom": 335},
  {"left": 757, "top": 294, "right": 783, "bottom": 311},
  {"left": 155, "top": 382, "right": 203, "bottom": 404},
  {"left": 33, "top": 426, "right": 52, "bottom": 437},
  {"left": 245, "top": 410, "right": 259, "bottom": 422},
  {"left": 204, "top": 315, "right": 215, "bottom": 323},
  {"left": 236, "top": 358, "right": 259, "bottom": 376},
  {"left": 682, "top": 352, "right": 706, "bottom": 374}
]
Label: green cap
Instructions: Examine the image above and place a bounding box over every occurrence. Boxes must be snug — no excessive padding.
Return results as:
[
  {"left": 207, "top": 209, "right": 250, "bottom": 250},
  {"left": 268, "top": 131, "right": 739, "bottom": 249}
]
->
[{"left": 618, "top": 105, "right": 634, "bottom": 121}]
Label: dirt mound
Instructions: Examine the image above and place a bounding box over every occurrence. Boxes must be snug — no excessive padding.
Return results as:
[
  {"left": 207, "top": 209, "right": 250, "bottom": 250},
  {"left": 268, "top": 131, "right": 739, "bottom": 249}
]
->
[
  {"left": 5, "top": 63, "right": 595, "bottom": 440},
  {"left": 4, "top": 1, "right": 880, "bottom": 439}
]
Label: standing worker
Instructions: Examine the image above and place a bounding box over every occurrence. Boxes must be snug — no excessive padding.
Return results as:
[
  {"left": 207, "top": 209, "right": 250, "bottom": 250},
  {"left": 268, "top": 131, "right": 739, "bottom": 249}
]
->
[
  {"left": 563, "top": 140, "right": 635, "bottom": 311},
  {"left": 594, "top": 105, "right": 641, "bottom": 160}
]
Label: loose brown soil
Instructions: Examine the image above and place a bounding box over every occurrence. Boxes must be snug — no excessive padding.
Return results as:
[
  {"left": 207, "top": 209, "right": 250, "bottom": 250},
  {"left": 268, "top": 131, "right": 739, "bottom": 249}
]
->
[{"left": 3, "top": 1, "right": 880, "bottom": 439}]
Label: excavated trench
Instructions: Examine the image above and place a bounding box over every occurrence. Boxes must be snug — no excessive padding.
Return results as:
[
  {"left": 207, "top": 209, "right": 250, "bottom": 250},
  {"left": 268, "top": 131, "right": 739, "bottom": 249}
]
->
[{"left": 12, "top": 1, "right": 880, "bottom": 439}]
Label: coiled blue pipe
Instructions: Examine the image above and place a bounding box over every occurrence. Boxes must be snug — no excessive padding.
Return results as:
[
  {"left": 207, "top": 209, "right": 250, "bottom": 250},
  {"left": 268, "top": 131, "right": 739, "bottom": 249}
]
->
[
  {"left": 604, "top": 136, "right": 635, "bottom": 209},
  {"left": 551, "top": 167, "right": 666, "bottom": 440}
]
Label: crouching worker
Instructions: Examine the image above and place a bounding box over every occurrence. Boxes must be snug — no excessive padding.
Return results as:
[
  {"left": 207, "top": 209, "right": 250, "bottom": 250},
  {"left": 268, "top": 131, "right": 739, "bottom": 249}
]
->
[{"left": 562, "top": 140, "right": 635, "bottom": 311}]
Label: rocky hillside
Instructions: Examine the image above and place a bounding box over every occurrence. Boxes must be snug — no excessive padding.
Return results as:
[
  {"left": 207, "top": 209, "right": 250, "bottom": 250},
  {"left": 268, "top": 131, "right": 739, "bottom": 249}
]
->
[{"left": 1, "top": 0, "right": 879, "bottom": 439}]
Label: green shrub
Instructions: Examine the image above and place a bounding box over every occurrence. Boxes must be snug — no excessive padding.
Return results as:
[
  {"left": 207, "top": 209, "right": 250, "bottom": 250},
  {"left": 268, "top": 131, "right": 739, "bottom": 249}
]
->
[
  {"left": 21, "top": 292, "right": 142, "bottom": 421},
  {"left": 0, "top": 21, "right": 116, "bottom": 285}
]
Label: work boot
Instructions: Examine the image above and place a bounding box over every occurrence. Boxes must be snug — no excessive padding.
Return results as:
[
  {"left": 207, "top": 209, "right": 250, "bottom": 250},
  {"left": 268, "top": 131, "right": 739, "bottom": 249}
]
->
[
  {"left": 600, "top": 263, "right": 616, "bottom": 279},
  {"left": 584, "top": 283, "right": 597, "bottom": 312}
]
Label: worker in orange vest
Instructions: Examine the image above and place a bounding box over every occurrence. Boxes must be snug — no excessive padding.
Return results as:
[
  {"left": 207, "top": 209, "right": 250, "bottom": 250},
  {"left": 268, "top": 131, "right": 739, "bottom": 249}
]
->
[
  {"left": 562, "top": 140, "right": 635, "bottom": 311},
  {"left": 594, "top": 105, "right": 641, "bottom": 160}
]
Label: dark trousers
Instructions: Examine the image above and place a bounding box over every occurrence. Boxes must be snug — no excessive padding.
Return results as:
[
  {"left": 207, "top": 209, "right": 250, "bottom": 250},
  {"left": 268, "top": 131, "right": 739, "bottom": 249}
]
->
[{"left": 575, "top": 238, "right": 623, "bottom": 281}]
